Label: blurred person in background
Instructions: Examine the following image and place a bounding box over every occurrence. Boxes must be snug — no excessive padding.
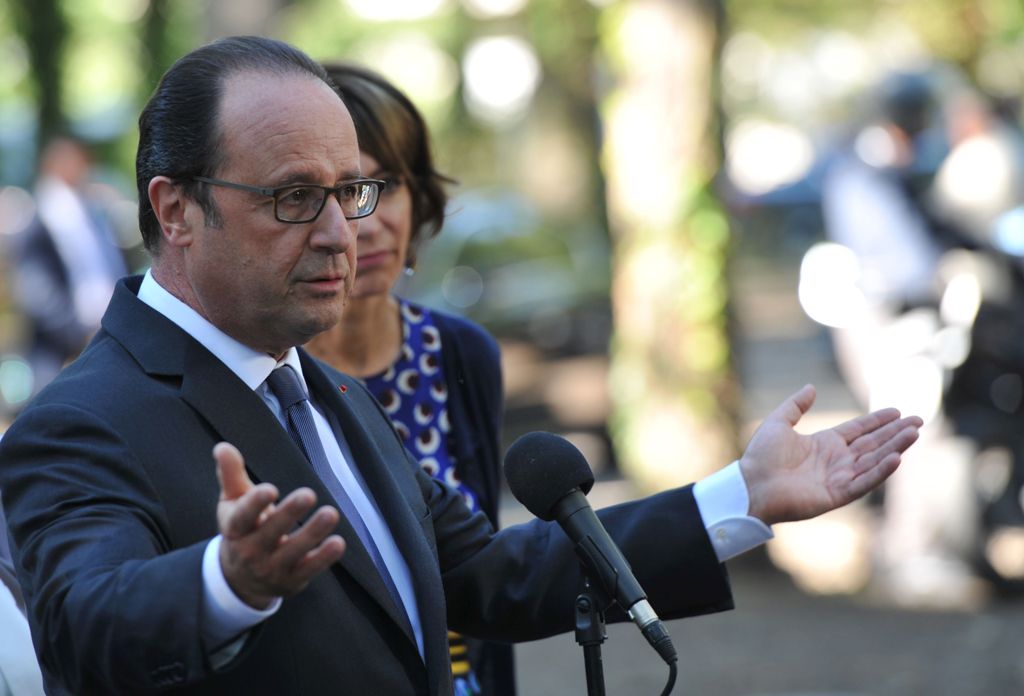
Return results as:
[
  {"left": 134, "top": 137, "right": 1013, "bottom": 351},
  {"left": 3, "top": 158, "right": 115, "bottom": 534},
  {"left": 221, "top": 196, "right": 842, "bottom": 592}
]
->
[
  {"left": 820, "top": 70, "right": 948, "bottom": 335},
  {"left": 8, "top": 136, "right": 130, "bottom": 396},
  {"left": 304, "top": 63, "right": 511, "bottom": 696},
  {"left": 818, "top": 69, "right": 996, "bottom": 606}
]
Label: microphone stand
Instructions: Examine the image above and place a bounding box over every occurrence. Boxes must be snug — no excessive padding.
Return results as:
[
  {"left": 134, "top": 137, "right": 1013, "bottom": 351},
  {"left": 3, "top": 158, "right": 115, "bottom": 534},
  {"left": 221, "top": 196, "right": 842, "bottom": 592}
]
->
[{"left": 574, "top": 574, "right": 609, "bottom": 696}]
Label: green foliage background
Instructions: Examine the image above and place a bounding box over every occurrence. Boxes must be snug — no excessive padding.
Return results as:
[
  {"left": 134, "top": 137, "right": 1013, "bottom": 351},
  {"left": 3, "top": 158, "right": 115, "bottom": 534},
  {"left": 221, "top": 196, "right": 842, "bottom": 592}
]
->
[{"left": 1, "top": 0, "right": 1022, "bottom": 484}]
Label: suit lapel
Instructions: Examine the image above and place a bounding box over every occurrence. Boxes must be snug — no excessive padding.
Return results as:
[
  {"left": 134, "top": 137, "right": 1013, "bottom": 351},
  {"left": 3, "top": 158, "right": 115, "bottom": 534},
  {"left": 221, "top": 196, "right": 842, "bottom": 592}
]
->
[{"left": 302, "top": 352, "right": 449, "bottom": 674}]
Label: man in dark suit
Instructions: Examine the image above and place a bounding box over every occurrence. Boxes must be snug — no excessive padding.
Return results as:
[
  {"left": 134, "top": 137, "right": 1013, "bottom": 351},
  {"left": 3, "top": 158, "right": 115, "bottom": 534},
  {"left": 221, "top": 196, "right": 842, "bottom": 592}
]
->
[{"left": 0, "top": 37, "right": 922, "bottom": 695}]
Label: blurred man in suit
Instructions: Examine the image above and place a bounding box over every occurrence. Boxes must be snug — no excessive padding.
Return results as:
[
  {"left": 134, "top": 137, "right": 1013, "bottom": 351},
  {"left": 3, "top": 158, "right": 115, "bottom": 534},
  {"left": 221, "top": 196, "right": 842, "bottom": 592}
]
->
[{"left": 9, "top": 136, "right": 129, "bottom": 394}]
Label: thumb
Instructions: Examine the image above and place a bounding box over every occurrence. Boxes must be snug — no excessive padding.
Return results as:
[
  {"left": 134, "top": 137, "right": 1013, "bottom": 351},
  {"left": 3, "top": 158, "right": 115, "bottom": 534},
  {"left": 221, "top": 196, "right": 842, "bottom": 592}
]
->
[
  {"left": 214, "top": 441, "right": 252, "bottom": 502},
  {"left": 774, "top": 384, "right": 816, "bottom": 427}
]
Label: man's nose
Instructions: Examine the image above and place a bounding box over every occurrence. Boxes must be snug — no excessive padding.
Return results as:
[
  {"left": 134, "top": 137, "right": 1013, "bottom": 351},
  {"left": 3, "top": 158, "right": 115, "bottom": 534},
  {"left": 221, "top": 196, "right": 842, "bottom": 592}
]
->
[{"left": 310, "top": 196, "right": 356, "bottom": 252}]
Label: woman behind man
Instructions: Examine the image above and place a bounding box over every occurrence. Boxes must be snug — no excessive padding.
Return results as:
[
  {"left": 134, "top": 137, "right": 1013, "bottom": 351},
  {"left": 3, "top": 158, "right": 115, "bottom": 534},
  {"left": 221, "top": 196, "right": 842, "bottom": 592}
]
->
[{"left": 305, "top": 63, "right": 514, "bottom": 696}]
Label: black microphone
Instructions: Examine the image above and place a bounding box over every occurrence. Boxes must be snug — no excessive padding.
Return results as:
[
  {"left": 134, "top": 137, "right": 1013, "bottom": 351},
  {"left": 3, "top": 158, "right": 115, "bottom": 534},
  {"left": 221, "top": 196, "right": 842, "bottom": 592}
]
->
[{"left": 504, "top": 431, "right": 677, "bottom": 665}]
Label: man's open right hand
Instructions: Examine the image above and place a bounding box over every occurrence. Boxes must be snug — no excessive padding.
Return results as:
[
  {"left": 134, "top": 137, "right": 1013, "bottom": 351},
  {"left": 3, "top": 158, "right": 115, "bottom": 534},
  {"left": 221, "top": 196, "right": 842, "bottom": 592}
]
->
[{"left": 213, "top": 441, "right": 346, "bottom": 609}]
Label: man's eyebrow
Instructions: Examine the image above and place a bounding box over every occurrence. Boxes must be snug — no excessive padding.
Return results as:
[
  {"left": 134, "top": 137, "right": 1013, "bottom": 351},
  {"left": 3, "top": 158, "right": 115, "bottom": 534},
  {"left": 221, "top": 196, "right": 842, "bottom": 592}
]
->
[
  {"left": 271, "top": 171, "right": 320, "bottom": 187},
  {"left": 271, "top": 168, "right": 363, "bottom": 187}
]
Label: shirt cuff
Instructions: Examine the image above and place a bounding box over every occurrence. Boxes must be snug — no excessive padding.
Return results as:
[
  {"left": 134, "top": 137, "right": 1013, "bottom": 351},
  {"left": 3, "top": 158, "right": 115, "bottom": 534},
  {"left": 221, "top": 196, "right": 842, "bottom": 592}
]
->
[
  {"left": 201, "top": 535, "right": 281, "bottom": 661},
  {"left": 693, "top": 461, "right": 774, "bottom": 562}
]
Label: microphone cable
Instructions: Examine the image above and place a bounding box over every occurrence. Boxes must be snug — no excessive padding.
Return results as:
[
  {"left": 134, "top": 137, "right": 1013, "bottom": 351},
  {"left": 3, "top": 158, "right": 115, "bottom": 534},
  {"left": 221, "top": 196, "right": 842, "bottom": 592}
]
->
[
  {"left": 660, "top": 658, "right": 677, "bottom": 696},
  {"left": 647, "top": 619, "right": 678, "bottom": 695}
]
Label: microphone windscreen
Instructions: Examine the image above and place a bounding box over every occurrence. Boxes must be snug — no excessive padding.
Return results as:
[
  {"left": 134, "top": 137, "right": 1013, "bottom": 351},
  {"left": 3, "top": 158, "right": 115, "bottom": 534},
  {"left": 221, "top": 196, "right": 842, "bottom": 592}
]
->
[{"left": 504, "top": 431, "right": 594, "bottom": 521}]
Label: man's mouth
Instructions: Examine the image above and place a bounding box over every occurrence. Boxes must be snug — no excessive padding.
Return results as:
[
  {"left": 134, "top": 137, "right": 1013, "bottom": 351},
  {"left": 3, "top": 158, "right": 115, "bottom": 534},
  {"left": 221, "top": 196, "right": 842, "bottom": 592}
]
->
[{"left": 301, "top": 273, "right": 346, "bottom": 292}]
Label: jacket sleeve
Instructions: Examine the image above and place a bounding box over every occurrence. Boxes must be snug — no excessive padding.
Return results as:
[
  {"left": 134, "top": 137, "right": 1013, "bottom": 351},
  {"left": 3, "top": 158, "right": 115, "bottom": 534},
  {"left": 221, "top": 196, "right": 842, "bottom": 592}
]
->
[
  {"left": 418, "top": 465, "right": 734, "bottom": 643},
  {"left": 0, "top": 403, "right": 218, "bottom": 694}
]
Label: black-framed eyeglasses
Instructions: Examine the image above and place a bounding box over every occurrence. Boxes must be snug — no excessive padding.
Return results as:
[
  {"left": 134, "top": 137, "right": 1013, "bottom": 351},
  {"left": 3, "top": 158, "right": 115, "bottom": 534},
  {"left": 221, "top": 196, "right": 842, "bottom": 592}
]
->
[{"left": 193, "top": 176, "right": 385, "bottom": 223}]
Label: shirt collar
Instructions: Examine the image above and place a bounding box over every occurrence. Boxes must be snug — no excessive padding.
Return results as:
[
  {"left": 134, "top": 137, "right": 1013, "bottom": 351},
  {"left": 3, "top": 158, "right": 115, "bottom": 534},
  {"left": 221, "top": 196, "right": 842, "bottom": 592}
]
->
[{"left": 137, "top": 270, "right": 309, "bottom": 393}]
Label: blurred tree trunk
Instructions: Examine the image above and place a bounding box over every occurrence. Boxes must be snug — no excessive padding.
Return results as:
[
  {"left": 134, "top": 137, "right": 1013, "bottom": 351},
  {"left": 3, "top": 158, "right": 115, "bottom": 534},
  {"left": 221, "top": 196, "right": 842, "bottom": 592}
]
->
[
  {"left": 600, "top": 0, "right": 740, "bottom": 492},
  {"left": 140, "top": 0, "right": 175, "bottom": 100},
  {"left": 526, "top": 0, "right": 610, "bottom": 227},
  {"left": 202, "top": 0, "right": 291, "bottom": 41},
  {"left": 11, "top": 0, "right": 68, "bottom": 149},
  {"left": 137, "top": 0, "right": 292, "bottom": 104}
]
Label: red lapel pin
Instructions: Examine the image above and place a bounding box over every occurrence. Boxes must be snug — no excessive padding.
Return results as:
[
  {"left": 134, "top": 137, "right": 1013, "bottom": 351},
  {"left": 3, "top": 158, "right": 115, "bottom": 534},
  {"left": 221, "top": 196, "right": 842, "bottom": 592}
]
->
[{"left": 338, "top": 384, "right": 348, "bottom": 394}]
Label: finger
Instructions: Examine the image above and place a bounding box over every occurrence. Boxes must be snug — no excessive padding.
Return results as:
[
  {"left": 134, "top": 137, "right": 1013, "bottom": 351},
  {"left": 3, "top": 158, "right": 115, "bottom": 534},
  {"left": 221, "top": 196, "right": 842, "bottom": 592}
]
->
[
  {"left": 845, "top": 451, "right": 902, "bottom": 501},
  {"left": 772, "top": 384, "right": 816, "bottom": 427},
  {"left": 272, "top": 505, "right": 342, "bottom": 567},
  {"left": 247, "top": 487, "right": 320, "bottom": 549},
  {"left": 882, "top": 423, "right": 921, "bottom": 459},
  {"left": 846, "top": 425, "right": 919, "bottom": 489},
  {"left": 848, "top": 417, "right": 921, "bottom": 459},
  {"left": 832, "top": 407, "right": 902, "bottom": 445},
  {"left": 214, "top": 442, "right": 253, "bottom": 501},
  {"left": 221, "top": 482, "right": 280, "bottom": 539},
  {"left": 292, "top": 534, "right": 347, "bottom": 579}
]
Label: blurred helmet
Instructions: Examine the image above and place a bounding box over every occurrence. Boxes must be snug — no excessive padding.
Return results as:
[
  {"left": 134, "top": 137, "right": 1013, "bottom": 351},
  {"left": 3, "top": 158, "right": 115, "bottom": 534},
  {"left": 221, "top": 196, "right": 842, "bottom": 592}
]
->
[{"left": 878, "top": 71, "right": 935, "bottom": 136}]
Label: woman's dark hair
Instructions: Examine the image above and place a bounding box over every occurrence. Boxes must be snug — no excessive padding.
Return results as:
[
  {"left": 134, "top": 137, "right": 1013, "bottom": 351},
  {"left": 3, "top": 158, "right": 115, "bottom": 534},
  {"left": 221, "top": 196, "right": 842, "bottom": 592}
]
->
[
  {"left": 321, "top": 62, "right": 454, "bottom": 265},
  {"left": 136, "top": 36, "right": 331, "bottom": 253}
]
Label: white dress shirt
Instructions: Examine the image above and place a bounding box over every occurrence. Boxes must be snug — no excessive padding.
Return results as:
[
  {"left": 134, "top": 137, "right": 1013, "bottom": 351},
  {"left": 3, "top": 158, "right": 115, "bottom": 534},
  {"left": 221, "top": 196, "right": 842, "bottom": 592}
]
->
[{"left": 693, "top": 462, "right": 774, "bottom": 560}]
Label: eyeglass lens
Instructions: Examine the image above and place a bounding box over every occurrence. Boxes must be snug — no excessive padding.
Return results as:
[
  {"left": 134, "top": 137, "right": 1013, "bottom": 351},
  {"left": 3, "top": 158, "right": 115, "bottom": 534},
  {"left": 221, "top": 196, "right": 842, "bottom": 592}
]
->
[{"left": 274, "top": 183, "right": 378, "bottom": 222}]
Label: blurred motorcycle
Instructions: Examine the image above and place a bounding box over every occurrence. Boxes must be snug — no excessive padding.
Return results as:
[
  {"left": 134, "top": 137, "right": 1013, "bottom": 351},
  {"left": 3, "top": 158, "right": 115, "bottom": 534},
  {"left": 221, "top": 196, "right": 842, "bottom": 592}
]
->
[{"left": 799, "top": 203, "right": 1024, "bottom": 592}]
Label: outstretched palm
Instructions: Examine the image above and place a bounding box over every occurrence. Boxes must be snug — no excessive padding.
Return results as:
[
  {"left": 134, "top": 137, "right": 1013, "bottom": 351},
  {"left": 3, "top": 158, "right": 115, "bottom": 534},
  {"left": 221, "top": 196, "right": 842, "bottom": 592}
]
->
[{"left": 740, "top": 385, "right": 922, "bottom": 526}]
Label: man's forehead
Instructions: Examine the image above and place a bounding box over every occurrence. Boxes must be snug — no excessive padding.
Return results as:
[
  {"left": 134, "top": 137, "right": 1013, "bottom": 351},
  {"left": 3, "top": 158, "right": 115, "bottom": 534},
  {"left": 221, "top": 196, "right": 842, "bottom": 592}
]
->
[
  {"left": 218, "top": 69, "right": 345, "bottom": 126},
  {"left": 216, "top": 69, "right": 358, "bottom": 176}
]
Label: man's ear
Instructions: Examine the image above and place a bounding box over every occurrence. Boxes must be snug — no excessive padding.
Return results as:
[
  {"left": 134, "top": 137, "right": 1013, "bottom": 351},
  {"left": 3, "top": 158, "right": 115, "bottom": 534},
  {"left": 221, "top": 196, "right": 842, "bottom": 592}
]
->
[{"left": 148, "top": 176, "right": 194, "bottom": 248}]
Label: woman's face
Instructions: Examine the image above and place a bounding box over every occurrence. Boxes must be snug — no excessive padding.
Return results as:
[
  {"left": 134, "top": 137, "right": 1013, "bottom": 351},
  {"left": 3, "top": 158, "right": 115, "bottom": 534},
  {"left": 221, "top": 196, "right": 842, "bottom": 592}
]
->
[{"left": 349, "top": 151, "right": 415, "bottom": 300}]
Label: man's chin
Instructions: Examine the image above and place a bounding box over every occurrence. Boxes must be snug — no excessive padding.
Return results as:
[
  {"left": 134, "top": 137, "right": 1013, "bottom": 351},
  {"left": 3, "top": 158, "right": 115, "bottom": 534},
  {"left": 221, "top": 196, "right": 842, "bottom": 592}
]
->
[{"left": 285, "top": 304, "right": 342, "bottom": 343}]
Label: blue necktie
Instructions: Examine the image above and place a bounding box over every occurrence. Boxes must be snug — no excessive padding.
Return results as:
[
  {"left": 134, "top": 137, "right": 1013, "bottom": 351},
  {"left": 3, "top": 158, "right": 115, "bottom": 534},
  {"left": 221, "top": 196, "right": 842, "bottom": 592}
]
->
[{"left": 266, "top": 365, "right": 413, "bottom": 632}]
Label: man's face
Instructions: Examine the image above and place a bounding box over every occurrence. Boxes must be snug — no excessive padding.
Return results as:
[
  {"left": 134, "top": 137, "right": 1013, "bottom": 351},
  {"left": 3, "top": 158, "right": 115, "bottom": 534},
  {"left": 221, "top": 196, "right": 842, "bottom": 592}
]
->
[{"left": 180, "top": 71, "right": 361, "bottom": 355}]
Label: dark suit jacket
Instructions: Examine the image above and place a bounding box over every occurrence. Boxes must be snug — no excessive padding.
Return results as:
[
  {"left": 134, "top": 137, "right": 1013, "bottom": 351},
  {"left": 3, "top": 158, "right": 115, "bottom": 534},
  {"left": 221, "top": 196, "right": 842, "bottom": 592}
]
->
[{"left": 0, "top": 277, "right": 733, "bottom": 695}]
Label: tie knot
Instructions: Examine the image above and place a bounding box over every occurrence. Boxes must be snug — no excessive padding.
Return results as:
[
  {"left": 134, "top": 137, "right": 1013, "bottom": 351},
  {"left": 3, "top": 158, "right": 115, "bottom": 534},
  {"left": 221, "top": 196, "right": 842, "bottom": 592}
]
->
[{"left": 267, "top": 365, "right": 307, "bottom": 410}]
